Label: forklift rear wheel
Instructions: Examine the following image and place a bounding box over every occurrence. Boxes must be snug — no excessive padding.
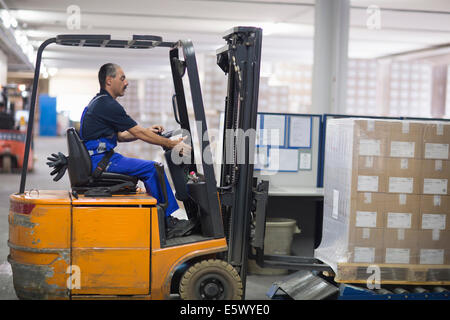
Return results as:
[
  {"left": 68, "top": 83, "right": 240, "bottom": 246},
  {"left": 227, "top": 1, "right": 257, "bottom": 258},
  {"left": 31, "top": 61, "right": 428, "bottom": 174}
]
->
[{"left": 179, "top": 259, "right": 243, "bottom": 300}]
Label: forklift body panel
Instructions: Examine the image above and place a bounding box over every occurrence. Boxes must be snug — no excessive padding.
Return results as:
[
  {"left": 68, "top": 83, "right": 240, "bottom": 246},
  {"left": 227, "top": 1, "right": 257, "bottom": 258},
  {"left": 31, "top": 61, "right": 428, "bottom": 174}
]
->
[{"left": 8, "top": 191, "right": 227, "bottom": 299}]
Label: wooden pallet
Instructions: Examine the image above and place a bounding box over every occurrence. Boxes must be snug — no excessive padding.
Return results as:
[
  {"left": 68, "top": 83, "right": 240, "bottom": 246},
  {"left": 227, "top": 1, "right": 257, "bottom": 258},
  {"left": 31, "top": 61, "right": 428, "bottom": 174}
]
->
[{"left": 335, "top": 263, "right": 450, "bottom": 285}]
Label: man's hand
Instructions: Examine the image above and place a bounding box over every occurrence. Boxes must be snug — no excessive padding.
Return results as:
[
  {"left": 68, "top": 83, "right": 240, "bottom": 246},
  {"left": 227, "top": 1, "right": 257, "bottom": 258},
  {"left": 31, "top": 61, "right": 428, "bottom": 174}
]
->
[
  {"left": 168, "top": 136, "right": 192, "bottom": 155},
  {"left": 128, "top": 124, "right": 190, "bottom": 151},
  {"left": 150, "top": 125, "right": 164, "bottom": 134}
]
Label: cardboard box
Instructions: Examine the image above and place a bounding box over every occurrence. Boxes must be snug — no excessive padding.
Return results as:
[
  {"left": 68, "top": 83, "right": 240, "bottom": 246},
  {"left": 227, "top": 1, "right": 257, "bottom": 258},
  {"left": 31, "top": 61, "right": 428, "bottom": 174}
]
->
[
  {"left": 421, "top": 195, "right": 450, "bottom": 214},
  {"left": 383, "top": 229, "right": 419, "bottom": 264},
  {"left": 421, "top": 159, "right": 450, "bottom": 181},
  {"left": 352, "top": 156, "right": 387, "bottom": 193},
  {"left": 348, "top": 228, "right": 384, "bottom": 263},
  {"left": 383, "top": 193, "right": 420, "bottom": 230},
  {"left": 383, "top": 193, "right": 420, "bottom": 214},
  {"left": 356, "top": 156, "right": 386, "bottom": 175},
  {"left": 386, "top": 158, "right": 421, "bottom": 176},
  {"left": 423, "top": 122, "right": 450, "bottom": 145},
  {"left": 354, "top": 120, "right": 390, "bottom": 157},
  {"left": 389, "top": 121, "right": 423, "bottom": 159},
  {"left": 417, "top": 230, "right": 450, "bottom": 265},
  {"left": 386, "top": 158, "right": 421, "bottom": 194}
]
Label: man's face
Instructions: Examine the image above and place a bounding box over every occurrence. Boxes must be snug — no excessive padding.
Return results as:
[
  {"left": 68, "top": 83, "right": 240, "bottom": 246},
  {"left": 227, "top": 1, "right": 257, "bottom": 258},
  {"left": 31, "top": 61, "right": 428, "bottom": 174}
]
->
[{"left": 107, "top": 67, "right": 128, "bottom": 97}]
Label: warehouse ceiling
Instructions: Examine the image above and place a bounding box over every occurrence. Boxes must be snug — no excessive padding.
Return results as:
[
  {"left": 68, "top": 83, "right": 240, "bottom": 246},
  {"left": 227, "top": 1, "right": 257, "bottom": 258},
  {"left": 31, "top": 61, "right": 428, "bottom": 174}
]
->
[{"left": 2, "top": 0, "right": 450, "bottom": 76}]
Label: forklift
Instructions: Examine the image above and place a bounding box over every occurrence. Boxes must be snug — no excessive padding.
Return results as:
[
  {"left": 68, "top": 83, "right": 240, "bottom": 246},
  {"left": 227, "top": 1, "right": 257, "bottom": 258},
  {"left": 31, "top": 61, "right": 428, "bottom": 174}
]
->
[
  {"left": 0, "top": 84, "right": 33, "bottom": 173},
  {"left": 7, "top": 27, "right": 267, "bottom": 300}
]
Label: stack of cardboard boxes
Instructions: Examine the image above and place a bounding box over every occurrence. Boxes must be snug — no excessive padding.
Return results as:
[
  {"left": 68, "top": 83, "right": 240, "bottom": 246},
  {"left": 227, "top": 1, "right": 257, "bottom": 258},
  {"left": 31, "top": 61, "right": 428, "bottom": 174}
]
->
[{"left": 315, "top": 118, "right": 449, "bottom": 277}]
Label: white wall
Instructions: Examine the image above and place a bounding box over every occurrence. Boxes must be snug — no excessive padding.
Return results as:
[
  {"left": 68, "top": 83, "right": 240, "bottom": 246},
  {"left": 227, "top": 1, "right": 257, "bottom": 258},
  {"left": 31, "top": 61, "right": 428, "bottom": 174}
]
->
[
  {"left": 49, "top": 70, "right": 99, "bottom": 121},
  {"left": 0, "top": 50, "right": 8, "bottom": 85}
]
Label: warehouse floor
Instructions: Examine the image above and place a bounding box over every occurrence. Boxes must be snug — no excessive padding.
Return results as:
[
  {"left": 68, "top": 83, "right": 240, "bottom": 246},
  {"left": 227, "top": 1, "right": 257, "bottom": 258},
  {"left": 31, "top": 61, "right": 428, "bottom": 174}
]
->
[{"left": 0, "top": 136, "right": 284, "bottom": 300}]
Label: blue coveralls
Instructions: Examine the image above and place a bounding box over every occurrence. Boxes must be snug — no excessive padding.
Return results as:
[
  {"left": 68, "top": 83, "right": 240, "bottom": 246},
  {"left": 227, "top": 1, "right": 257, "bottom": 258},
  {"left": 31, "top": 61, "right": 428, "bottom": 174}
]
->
[{"left": 80, "top": 90, "right": 179, "bottom": 216}]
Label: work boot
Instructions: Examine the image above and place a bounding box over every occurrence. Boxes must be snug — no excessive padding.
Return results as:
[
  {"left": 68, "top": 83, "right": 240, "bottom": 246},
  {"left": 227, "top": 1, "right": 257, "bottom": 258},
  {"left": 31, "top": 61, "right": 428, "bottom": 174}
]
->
[{"left": 166, "top": 216, "right": 197, "bottom": 239}]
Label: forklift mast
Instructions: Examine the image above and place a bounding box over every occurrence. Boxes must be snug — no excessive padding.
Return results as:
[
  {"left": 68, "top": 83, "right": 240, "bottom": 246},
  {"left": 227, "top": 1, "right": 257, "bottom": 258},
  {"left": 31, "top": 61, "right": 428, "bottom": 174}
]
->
[{"left": 216, "top": 27, "right": 265, "bottom": 288}]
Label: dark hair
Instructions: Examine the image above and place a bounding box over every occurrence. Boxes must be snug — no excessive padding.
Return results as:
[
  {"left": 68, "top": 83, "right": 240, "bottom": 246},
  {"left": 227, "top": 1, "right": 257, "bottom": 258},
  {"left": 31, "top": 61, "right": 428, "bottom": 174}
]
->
[{"left": 98, "top": 63, "right": 118, "bottom": 89}]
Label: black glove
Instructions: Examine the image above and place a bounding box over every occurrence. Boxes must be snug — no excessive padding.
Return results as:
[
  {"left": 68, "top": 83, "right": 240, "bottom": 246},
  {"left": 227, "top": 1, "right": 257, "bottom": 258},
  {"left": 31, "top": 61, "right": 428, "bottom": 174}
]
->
[{"left": 46, "top": 152, "right": 68, "bottom": 181}]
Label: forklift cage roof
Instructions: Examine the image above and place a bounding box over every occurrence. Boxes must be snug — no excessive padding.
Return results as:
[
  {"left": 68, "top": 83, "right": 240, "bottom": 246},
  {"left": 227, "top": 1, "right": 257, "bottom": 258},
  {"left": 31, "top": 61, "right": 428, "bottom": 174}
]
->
[{"left": 18, "top": 33, "right": 217, "bottom": 216}]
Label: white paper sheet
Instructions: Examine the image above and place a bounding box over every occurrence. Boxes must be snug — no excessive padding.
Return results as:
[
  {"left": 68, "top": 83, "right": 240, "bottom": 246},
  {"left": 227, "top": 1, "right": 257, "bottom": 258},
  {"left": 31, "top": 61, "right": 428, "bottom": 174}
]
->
[
  {"left": 354, "top": 247, "right": 375, "bottom": 263},
  {"left": 389, "top": 177, "right": 414, "bottom": 194},
  {"left": 356, "top": 211, "right": 377, "bottom": 228},
  {"left": 387, "top": 212, "right": 412, "bottom": 229},
  {"left": 262, "top": 115, "right": 285, "bottom": 146},
  {"left": 299, "top": 152, "right": 312, "bottom": 170},
  {"left": 420, "top": 249, "right": 444, "bottom": 265},
  {"left": 421, "top": 214, "right": 446, "bottom": 230},
  {"left": 266, "top": 148, "right": 299, "bottom": 171},
  {"left": 289, "top": 116, "right": 311, "bottom": 148},
  {"left": 385, "top": 248, "right": 410, "bottom": 264},
  {"left": 359, "top": 139, "right": 381, "bottom": 156},
  {"left": 357, "top": 175, "right": 379, "bottom": 192},
  {"left": 425, "top": 143, "right": 449, "bottom": 160},
  {"left": 423, "top": 178, "right": 448, "bottom": 195},
  {"left": 332, "top": 190, "right": 339, "bottom": 220}
]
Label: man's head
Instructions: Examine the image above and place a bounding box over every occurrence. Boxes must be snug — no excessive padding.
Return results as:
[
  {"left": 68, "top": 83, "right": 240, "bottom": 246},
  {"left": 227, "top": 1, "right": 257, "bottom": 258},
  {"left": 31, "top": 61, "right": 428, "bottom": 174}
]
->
[{"left": 98, "top": 63, "right": 128, "bottom": 99}]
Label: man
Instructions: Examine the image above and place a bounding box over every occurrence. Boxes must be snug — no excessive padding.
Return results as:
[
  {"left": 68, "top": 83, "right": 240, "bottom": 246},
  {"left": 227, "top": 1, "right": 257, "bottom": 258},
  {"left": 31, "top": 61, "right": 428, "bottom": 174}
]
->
[{"left": 80, "top": 63, "right": 195, "bottom": 238}]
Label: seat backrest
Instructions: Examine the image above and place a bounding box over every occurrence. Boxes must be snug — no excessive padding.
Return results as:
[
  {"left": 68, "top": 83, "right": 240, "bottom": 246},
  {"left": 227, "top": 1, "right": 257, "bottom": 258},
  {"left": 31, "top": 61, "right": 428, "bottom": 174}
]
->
[{"left": 67, "top": 127, "right": 92, "bottom": 187}]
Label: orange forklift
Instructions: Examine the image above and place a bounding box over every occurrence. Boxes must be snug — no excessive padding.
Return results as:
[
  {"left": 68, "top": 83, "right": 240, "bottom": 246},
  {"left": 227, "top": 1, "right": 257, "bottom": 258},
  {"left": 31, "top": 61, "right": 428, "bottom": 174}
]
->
[
  {"left": 8, "top": 27, "right": 269, "bottom": 300},
  {"left": 0, "top": 84, "right": 33, "bottom": 173}
]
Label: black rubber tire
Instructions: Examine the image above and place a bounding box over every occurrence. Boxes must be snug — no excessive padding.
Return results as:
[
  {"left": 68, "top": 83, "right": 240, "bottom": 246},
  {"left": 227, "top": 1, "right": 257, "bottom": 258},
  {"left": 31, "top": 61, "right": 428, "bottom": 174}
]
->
[{"left": 179, "top": 259, "right": 243, "bottom": 300}]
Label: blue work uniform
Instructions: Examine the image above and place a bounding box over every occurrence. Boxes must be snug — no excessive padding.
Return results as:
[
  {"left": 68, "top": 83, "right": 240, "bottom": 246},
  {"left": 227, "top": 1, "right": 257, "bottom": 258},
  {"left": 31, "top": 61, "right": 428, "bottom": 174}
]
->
[{"left": 80, "top": 88, "right": 179, "bottom": 216}]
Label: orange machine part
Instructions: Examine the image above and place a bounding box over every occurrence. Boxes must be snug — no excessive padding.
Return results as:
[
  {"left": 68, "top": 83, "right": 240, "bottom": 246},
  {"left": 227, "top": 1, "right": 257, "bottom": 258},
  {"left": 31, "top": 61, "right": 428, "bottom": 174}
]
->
[{"left": 9, "top": 191, "right": 228, "bottom": 299}]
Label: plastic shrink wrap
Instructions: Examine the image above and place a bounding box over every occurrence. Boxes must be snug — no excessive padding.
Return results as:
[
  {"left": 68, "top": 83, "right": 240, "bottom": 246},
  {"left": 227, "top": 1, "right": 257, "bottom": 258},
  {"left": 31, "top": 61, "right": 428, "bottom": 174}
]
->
[{"left": 315, "top": 118, "right": 450, "bottom": 283}]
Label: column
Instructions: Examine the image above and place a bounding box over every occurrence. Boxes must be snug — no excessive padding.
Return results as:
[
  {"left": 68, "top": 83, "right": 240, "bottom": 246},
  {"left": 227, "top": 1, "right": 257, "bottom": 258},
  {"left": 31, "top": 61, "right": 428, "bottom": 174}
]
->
[{"left": 311, "top": 0, "right": 350, "bottom": 114}]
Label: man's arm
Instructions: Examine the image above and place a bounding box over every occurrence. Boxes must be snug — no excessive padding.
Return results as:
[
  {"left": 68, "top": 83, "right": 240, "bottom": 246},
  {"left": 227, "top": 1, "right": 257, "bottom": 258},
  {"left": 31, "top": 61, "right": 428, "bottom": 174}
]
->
[
  {"left": 127, "top": 124, "right": 180, "bottom": 149},
  {"left": 118, "top": 125, "right": 165, "bottom": 143},
  {"left": 117, "top": 131, "right": 138, "bottom": 142}
]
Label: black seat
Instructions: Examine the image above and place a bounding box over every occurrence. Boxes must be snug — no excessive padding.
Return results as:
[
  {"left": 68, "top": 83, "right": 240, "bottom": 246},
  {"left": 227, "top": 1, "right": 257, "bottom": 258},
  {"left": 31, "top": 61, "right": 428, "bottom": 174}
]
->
[{"left": 66, "top": 127, "right": 138, "bottom": 195}]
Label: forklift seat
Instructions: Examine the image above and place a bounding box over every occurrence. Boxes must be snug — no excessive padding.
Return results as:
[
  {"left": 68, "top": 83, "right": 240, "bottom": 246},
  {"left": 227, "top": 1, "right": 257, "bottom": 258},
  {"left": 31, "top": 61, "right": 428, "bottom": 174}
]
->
[{"left": 66, "top": 127, "right": 138, "bottom": 194}]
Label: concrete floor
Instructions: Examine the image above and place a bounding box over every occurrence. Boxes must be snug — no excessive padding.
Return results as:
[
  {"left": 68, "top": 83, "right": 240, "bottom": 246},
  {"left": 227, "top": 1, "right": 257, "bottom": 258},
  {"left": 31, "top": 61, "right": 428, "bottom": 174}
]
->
[{"left": 0, "top": 136, "right": 284, "bottom": 300}]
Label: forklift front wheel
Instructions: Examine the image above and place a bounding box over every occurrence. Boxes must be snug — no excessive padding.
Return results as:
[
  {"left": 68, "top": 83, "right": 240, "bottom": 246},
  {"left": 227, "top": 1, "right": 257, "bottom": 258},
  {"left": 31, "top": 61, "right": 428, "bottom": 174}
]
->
[{"left": 179, "top": 259, "right": 243, "bottom": 300}]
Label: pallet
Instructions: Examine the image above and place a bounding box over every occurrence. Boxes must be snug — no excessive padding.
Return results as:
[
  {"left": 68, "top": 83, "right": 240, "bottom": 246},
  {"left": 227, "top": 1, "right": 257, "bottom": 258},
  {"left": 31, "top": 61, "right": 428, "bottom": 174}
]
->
[{"left": 335, "top": 263, "right": 450, "bottom": 285}]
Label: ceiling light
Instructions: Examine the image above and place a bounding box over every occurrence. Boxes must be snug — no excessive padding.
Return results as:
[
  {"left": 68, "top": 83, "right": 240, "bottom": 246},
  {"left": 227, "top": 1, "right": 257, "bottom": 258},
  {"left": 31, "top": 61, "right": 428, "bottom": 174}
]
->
[{"left": 1, "top": 10, "right": 11, "bottom": 28}]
